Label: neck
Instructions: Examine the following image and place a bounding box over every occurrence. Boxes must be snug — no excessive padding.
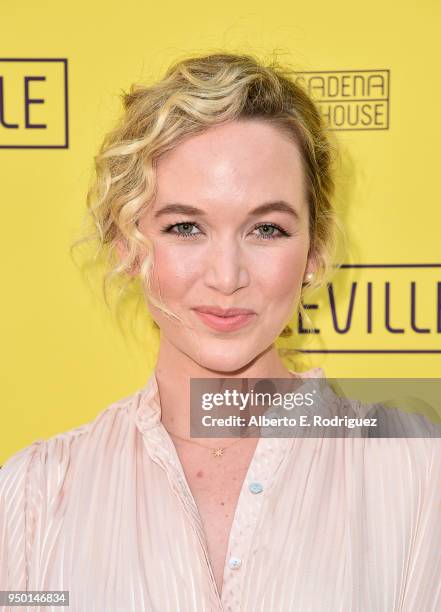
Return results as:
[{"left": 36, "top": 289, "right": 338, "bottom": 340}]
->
[{"left": 154, "top": 336, "right": 294, "bottom": 441}]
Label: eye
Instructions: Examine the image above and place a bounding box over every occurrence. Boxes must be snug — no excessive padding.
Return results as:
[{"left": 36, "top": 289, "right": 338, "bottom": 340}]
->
[
  {"left": 161, "top": 222, "right": 202, "bottom": 239},
  {"left": 251, "top": 223, "right": 290, "bottom": 240}
]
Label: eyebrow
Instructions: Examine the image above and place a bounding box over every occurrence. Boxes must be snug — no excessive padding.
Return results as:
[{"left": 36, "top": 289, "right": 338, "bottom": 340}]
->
[{"left": 153, "top": 200, "right": 300, "bottom": 221}]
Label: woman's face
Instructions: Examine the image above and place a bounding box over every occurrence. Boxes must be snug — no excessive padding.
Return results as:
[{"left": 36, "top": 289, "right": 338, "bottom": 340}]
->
[{"left": 136, "top": 119, "right": 316, "bottom": 372}]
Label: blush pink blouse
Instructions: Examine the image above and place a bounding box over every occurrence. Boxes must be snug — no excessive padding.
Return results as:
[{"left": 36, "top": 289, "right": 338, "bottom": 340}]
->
[{"left": 0, "top": 367, "right": 440, "bottom": 611}]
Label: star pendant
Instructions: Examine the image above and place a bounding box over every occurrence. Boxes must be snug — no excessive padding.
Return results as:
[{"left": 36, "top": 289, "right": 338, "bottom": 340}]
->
[{"left": 212, "top": 447, "right": 224, "bottom": 457}]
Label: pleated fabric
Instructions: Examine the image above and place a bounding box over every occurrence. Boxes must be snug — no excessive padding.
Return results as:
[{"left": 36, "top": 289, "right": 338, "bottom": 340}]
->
[{"left": 0, "top": 368, "right": 440, "bottom": 612}]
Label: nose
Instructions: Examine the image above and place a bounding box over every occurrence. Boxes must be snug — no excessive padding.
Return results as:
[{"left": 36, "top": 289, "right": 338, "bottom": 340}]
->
[{"left": 203, "top": 238, "right": 250, "bottom": 295}]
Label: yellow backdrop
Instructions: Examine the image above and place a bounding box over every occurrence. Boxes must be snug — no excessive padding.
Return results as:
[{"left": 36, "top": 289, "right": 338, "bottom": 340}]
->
[{"left": 1, "top": 0, "right": 440, "bottom": 464}]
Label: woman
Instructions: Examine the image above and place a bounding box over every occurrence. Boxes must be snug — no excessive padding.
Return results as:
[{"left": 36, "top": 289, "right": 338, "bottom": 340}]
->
[{"left": 1, "top": 52, "right": 440, "bottom": 612}]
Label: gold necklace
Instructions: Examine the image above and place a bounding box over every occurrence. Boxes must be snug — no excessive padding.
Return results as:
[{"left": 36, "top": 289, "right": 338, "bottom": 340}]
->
[
  {"left": 167, "top": 430, "right": 253, "bottom": 458},
  {"left": 165, "top": 373, "right": 296, "bottom": 457}
]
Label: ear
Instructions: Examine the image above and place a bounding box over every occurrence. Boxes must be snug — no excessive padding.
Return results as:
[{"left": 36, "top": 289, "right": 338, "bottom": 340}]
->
[
  {"left": 304, "top": 249, "right": 319, "bottom": 280},
  {"left": 115, "top": 238, "right": 139, "bottom": 277}
]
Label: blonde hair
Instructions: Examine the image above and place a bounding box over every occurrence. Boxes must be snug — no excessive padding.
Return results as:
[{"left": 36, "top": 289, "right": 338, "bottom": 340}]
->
[{"left": 70, "top": 50, "right": 345, "bottom": 349}]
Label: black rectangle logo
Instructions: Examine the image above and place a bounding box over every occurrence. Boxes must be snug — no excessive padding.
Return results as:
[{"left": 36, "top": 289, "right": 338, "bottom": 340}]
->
[
  {"left": 294, "top": 70, "right": 390, "bottom": 131},
  {"left": 0, "top": 58, "right": 69, "bottom": 148}
]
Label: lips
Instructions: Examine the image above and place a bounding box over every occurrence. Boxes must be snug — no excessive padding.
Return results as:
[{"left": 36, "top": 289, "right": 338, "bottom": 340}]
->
[
  {"left": 192, "top": 306, "right": 257, "bottom": 332},
  {"left": 193, "top": 306, "right": 256, "bottom": 317}
]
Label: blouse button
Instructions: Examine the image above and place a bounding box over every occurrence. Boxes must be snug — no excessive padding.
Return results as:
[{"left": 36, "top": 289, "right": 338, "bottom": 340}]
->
[
  {"left": 249, "top": 481, "right": 263, "bottom": 494},
  {"left": 228, "top": 556, "right": 242, "bottom": 570}
]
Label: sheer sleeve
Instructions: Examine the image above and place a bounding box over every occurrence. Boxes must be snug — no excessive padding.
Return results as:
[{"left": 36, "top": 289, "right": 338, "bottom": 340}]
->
[{"left": 0, "top": 439, "right": 46, "bottom": 591}]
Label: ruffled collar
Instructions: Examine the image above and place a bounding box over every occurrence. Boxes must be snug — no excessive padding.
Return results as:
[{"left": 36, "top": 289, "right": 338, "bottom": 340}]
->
[{"left": 135, "top": 366, "right": 326, "bottom": 433}]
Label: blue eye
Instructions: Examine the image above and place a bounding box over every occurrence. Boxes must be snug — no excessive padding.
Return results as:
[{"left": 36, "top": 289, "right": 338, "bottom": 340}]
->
[
  {"left": 253, "top": 223, "right": 287, "bottom": 239},
  {"left": 161, "top": 222, "right": 202, "bottom": 239},
  {"left": 160, "top": 221, "right": 290, "bottom": 240}
]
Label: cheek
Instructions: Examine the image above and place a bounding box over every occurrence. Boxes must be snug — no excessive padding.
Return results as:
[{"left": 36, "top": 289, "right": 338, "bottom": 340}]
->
[
  {"left": 253, "top": 246, "right": 307, "bottom": 301},
  {"left": 150, "top": 245, "right": 201, "bottom": 296}
]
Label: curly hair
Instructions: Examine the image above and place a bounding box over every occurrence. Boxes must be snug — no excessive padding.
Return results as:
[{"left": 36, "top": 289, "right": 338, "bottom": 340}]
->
[{"left": 70, "top": 50, "right": 345, "bottom": 350}]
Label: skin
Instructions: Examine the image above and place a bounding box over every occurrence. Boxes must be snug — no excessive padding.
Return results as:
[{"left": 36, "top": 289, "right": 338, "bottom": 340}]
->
[{"left": 117, "top": 118, "right": 317, "bottom": 443}]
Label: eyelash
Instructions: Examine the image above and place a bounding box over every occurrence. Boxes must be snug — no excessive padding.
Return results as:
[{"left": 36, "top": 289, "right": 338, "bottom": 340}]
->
[{"left": 160, "top": 221, "right": 292, "bottom": 240}]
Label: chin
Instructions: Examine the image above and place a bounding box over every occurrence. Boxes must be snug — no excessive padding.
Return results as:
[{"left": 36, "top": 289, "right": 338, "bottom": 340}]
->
[
  {"left": 188, "top": 343, "right": 265, "bottom": 375},
  {"left": 196, "top": 359, "right": 252, "bottom": 376}
]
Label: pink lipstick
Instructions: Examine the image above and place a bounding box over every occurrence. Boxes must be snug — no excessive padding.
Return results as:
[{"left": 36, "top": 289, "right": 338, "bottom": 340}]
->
[{"left": 192, "top": 306, "right": 256, "bottom": 332}]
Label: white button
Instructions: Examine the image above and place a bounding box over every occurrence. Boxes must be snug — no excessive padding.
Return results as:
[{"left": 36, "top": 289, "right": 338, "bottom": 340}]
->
[
  {"left": 228, "top": 556, "right": 242, "bottom": 570},
  {"left": 249, "top": 481, "right": 263, "bottom": 494}
]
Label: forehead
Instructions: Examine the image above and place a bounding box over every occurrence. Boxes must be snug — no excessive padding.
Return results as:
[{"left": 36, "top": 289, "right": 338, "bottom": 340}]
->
[{"left": 152, "top": 119, "right": 306, "bottom": 209}]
